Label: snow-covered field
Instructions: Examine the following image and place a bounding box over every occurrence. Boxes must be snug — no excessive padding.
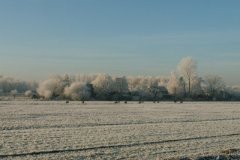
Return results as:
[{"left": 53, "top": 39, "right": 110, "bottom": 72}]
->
[{"left": 1, "top": 101, "right": 240, "bottom": 160}]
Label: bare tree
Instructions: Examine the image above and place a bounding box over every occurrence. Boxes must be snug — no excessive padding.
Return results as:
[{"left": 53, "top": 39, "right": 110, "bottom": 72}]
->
[
  {"left": 167, "top": 72, "right": 179, "bottom": 96},
  {"left": 191, "top": 76, "right": 203, "bottom": 96},
  {"left": 204, "top": 75, "right": 225, "bottom": 99},
  {"left": 178, "top": 57, "right": 197, "bottom": 97},
  {"left": 178, "top": 76, "right": 186, "bottom": 97}
]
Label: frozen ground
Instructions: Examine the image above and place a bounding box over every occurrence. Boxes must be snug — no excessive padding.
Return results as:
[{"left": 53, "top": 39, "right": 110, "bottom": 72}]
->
[{"left": 0, "top": 101, "right": 240, "bottom": 159}]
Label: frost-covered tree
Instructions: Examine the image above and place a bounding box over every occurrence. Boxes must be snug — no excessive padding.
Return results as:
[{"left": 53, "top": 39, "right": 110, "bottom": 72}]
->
[
  {"left": 37, "top": 78, "right": 59, "bottom": 99},
  {"left": 64, "top": 82, "right": 91, "bottom": 100},
  {"left": 178, "top": 77, "right": 186, "bottom": 96},
  {"left": 0, "top": 76, "right": 37, "bottom": 94},
  {"left": 167, "top": 72, "right": 179, "bottom": 96},
  {"left": 127, "top": 76, "right": 140, "bottom": 92},
  {"left": 25, "top": 90, "right": 32, "bottom": 97},
  {"left": 128, "top": 76, "right": 167, "bottom": 100},
  {"left": 178, "top": 57, "right": 197, "bottom": 96},
  {"left": 191, "top": 76, "right": 203, "bottom": 96},
  {"left": 148, "top": 78, "right": 163, "bottom": 100},
  {"left": 127, "top": 76, "right": 146, "bottom": 100},
  {"left": 37, "top": 75, "right": 68, "bottom": 99},
  {"left": 75, "top": 74, "right": 97, "bottom": 83},
  {"left": 136, "top": 78, "right": 149, "bottom": 99},
  {"left": 167, "top": 72, "right": 188, "bottom": 98},
  {"left": 92, "top": 74, "right": 114, "bottom": 100},
  {"left": 62, "top": 74, "right": 71, "bottom": 87},
  {"left": 204, "top": 75, "right": 225, "bottom": 98}
]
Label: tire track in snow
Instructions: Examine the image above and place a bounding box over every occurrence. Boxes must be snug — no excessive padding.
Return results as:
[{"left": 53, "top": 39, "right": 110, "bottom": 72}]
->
[{"left": 1, "top": 133, "right": 240, "bottom": 158}]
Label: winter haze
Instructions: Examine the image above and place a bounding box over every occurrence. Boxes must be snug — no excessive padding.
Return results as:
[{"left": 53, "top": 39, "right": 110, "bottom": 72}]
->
[{"left": 0, "top": 0, "right": 240, "bottom": 86}]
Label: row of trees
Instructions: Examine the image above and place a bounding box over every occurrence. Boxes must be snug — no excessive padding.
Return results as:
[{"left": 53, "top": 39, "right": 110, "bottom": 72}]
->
[
  {"left": 168, "top": 57, "right": 227, "bottom": 100},
  {"left": 36, "top": 74, "right": 168, "bottom": 101},
  {"left": 0, "top": 57, "right": 240, "bottom": 101},
  {"left": 0, "top": 76, "right": 37, "bottom": 96}
]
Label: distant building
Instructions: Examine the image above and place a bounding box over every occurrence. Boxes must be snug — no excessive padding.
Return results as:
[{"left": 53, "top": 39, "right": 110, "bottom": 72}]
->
[{"left": 115, "top": 77, "right": 128, "bottom": 93}]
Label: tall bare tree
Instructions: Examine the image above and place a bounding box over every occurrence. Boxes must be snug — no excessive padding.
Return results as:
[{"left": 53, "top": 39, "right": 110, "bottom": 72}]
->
[
  {"left": 178, "top": 57, "right": 197, "bottom": 97},
  {"left": 204, "top": 75, "right": 225, "bottom": 99}
]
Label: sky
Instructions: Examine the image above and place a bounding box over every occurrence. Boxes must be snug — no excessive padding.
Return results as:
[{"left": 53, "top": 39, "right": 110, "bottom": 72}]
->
[{"left": 0, "top": 0, "right": 240, "bottom": 85}]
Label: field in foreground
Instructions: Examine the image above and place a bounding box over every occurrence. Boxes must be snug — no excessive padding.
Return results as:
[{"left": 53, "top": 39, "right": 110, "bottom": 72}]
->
[{"left": 0, "top": 101, "right": 240, "bottom": 160}]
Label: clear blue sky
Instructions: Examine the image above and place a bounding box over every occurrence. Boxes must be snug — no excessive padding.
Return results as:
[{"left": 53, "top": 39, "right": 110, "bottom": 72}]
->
[{"left": 0, "top": 0, "right": 240, "bottom": 85}]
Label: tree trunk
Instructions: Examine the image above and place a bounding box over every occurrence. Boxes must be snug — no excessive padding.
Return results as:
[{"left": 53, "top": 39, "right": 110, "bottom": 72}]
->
[{"left": 188, "top": 78, "right": 191, "bottom": 97}]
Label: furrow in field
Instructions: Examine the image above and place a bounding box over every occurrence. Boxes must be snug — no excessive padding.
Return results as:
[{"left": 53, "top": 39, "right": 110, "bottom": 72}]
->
[
  {"left": 1, "top": 133, "right": 240, "bottom": 158},
  {"left": 1, "top": 118, "right": 240, "bottom": 131}
]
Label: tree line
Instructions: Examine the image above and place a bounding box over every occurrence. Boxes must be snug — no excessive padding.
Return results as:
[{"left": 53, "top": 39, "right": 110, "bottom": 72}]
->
[{"left": 0, "top": 57, "right": 240, "bottom": 101}]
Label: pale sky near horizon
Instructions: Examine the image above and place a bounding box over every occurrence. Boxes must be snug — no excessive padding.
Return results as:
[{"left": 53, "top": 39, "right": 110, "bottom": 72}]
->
[{"left": 0, "top": 0, "right": 240, "bottom": 85}]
